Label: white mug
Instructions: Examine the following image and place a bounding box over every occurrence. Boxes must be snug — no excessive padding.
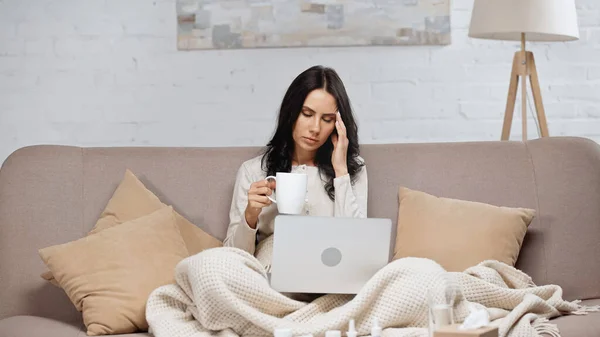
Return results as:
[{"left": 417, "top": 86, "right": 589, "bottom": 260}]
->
[{"left": 265, "top": 172, "right": 308, "bottom": 215}]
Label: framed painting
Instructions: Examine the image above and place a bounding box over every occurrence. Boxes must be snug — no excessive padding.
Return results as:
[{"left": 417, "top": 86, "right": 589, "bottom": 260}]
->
[{"left": 176, "top": 0, "right": 451, "bottom": 50}]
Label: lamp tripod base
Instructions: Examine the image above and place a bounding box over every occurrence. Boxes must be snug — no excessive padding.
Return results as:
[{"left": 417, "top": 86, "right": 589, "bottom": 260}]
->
[{"left": 501, "top": 47, "right": 549, "bottom": 141}]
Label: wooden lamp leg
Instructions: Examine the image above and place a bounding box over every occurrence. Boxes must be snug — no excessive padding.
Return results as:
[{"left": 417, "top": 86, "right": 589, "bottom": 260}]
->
[
  {"left": 527, "top": 52, "right": 550, "bottom": 137},
  {"left": 500, "top": 33, "right": 550, "bottom": 141},
  {"left": 501, "top": 52, "right": 520, "bottom": 141},
  {"left": 520, "top": 33, "right": 527, "bottom": 141}
]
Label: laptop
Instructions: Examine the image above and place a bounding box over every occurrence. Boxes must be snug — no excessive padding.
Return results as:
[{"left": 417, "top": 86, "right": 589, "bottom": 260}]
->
[{"left": 269, "top": 215, "right": 393, "bottom": 294}]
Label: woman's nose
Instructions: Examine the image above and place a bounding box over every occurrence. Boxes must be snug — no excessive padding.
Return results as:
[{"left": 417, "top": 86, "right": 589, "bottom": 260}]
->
[{"left": 309, "top": 120, "right": 320, "bottom": 133}]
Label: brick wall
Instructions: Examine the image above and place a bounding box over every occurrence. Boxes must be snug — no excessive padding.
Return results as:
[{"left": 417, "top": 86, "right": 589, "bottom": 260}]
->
[{"left": 1, "top": 0, "right": 599, "bottom": 163}]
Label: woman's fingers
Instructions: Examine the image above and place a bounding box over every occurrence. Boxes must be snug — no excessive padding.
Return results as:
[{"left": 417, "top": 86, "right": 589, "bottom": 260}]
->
[
  {"left": 336, "top": 111, "right": 347, "bottom": 136},
  {"left": 251, "top": 180, "right": 269, "bottom": 189},
  {"left": 249, "top": 195, "right": 271, "bottom": 207},
  {"left": 248, "top": 178, "right": 274, "bottom": 211},
  {"left": 251, "top": 186, "right": 272, "bottom": 196},
  {"left": 266, "top": 179, "right": 276, "bottom": 190},
  {"left": 250, "top": 180, "right": 273, "bottom": 193}
]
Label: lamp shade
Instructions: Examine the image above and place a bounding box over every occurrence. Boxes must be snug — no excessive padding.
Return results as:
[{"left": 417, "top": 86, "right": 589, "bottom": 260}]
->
[{"left": 468, "top": 0, "right": 580, "bottom": 42}]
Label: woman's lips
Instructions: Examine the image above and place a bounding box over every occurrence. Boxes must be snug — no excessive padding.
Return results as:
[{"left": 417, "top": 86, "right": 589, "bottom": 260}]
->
[{"left": 303, "top": 136, "right": 318, "bottom": 144}]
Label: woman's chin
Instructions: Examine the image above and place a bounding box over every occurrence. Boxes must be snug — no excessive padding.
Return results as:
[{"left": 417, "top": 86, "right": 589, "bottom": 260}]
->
[{"left": 296, "top": 143, "right": 319, "bottom": 154}]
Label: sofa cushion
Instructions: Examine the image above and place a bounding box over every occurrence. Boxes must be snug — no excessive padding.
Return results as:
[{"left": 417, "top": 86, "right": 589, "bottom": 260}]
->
[
  {"left": 393, "top": 187, "right": 535, "bottom": 272},
  {"left": 0, "top": 316, "right": 151, "bottom": 337},
  {"left": 548, "top": 298, "right": 600, "bottom": 337},
  {"left": 38, "top": 207, "right": 189, "bottom": 336}
]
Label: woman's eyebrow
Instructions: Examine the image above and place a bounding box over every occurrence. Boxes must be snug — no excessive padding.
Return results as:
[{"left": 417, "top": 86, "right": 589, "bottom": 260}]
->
[{"left": 302, "top": 106, "right": 316, "bottom": 113}]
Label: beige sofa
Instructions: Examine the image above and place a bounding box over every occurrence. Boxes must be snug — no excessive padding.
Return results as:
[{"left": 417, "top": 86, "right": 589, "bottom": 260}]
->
[{"left": 0, "top": 136, "right": 599, "bottom": 337}]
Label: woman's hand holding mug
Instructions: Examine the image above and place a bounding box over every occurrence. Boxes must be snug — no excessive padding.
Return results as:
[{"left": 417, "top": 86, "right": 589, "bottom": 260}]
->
[
  {"left": 245, "top": 172, "right": 307, "bottom": 228},
  {"left": 245, "top": 178, "right": 276, "bottom": 229}
]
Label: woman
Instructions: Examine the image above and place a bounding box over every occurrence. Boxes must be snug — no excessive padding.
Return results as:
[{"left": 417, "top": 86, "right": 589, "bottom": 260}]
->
[
  {"left": 146, "top": 67, "right": 371, "bottom": 336},
  {"left": 223, "top": 65, "right": 368, "bottom": 255}
]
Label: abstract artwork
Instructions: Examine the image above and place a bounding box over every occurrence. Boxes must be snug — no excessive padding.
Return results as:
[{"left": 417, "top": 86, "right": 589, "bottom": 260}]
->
[{"left": 176, "top": 0, "right": 451, "bottom": 50}]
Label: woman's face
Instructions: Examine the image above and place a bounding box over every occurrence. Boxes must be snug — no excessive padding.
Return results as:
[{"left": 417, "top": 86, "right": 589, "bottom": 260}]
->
[{"left": 292, "top": 89, "right": 338, "bottom": 155}]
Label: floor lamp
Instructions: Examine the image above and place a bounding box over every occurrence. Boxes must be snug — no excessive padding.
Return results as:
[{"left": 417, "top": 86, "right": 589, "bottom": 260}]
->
[{"left": 468, "top": 0, "right": 579, "bottom": 141}]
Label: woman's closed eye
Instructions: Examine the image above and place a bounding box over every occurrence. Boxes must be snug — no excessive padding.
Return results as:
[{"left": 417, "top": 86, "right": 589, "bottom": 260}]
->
[{"left": 301, "top": 109, "right": 334, "bottom": 123}]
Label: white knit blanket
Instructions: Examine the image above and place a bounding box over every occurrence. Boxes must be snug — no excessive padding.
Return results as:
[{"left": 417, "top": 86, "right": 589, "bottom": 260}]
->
[{"left": 145, "top": 237, "right": 599, "bottom": 337}]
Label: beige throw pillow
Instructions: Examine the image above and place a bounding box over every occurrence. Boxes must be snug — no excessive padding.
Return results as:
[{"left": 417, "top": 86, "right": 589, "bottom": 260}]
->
[
  {"left": 393, "top": 187, "right": 535, "bottom": 272},
  {"left": 41, "top": 169, "right": 222, "bottom": 285},
  {"left": 89, "top": 169, "right": 222, "bottom": 254},
  {"left": 38, "top": 206, "right": 189, "bottom": 336}
]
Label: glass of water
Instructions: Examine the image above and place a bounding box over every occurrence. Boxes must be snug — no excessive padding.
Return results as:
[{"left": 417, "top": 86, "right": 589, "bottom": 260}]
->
[{"left": 427, "top": 275, "right": 457, "bottom": 337}]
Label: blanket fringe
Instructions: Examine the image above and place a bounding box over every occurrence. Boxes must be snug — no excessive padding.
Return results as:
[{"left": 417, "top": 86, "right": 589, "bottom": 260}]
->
[
  {"left": 533, "top": 318, "right": 560, "bottom": 337},
  {"left": 571, "top": 301, "right": 600, "bottom": 315}
]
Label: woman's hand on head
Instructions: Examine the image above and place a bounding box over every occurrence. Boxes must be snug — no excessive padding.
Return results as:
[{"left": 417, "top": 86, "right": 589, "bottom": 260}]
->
[
  {"left": 244, "top": 179, "right": 276, "bottom": 229},
  {"left": 331, "top": 111, "right": 349, "bottom": 177}
]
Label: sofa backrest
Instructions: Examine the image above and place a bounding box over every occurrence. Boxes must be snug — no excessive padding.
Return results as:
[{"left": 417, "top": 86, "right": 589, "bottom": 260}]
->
[{"left": 1, "top": 137, "right": 599, "bottom": 324}]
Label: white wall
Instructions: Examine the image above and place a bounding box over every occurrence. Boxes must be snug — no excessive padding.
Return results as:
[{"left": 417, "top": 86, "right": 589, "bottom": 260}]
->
[{"left": 1, "top": 0, "right": 599, "bottom": 164}]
